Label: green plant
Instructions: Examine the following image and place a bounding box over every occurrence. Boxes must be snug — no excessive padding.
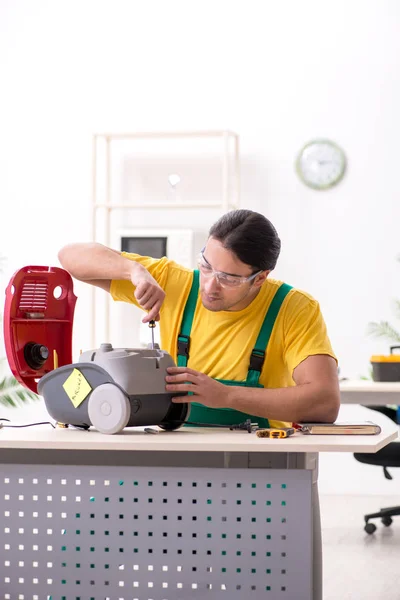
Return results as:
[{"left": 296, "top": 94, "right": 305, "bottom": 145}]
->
[
  {"left": 364, "top": 256, "right": 400, "bottom": 380},
  {"left": 367, "top": 316, "right": 400, "bottom": 343},
  {"left": 359, "top": 367, "right": 373, "bottom": 381},
  {"left": 367, "top": 282, "right": 400, "bottom": 344},
  {"left": 0, "top": 360, "right": 39, "bottom": 408},
  {"left": 0, "top": 257, "right": 39, "bottom": 408}
]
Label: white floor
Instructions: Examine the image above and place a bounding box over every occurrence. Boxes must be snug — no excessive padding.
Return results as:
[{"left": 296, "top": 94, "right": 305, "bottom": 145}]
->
[{"left": 321, "top": 494, "right": 400, "bottom": 600}]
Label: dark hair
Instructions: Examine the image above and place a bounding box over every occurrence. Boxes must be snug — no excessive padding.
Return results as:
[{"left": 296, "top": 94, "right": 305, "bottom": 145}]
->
[{"left": 208, "top": 209, "right": 281, "bottom": 271}]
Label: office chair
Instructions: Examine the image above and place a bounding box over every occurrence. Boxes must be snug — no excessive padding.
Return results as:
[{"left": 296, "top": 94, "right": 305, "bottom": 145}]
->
[{"left": 353, "top": 405, "right": 400, "bottom": 534}]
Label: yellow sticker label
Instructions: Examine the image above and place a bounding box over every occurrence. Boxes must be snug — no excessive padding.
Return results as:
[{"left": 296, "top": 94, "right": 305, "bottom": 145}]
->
[{"left": 63, "top": 368, "right": 92, "bottom": 408}]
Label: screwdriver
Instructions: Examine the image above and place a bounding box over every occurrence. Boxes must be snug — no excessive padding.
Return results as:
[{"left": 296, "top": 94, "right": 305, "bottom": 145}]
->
[{"left": 149, "top": 320, "right": 156, "bottom": 349}]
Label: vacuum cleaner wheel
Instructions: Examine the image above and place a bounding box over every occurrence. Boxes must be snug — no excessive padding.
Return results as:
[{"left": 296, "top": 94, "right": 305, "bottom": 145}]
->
[{"left": 88, "top": 383, "right": 131, "bottom": 434}]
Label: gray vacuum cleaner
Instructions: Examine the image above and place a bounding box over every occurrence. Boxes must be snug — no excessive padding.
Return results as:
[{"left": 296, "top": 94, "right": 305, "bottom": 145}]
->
[{"left": 37, "top": 343, "right": 190, "bottom": 434}]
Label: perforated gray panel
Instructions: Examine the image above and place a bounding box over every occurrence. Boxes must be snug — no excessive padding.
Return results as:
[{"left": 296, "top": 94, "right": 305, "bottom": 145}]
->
[{"left": 1, "top": 465, "right": 312, "bottom": 599}]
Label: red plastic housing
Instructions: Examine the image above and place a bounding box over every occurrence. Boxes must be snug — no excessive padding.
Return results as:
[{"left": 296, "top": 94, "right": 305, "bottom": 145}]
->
[{"left": 3, "top": 266, "right": 77, "bottom": 393}]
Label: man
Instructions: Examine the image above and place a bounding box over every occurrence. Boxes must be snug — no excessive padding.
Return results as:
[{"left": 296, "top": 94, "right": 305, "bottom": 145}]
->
[{"left": 58, "top": 209, "right": 340, "bottom": 429}]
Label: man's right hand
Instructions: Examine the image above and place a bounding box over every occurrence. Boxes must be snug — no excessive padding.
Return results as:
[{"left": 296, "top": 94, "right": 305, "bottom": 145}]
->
[
  {"left": 58, "top": 243, "right": 166, "bottom": 322},
  {"left": 130, "top": 263, "right": 166, "bottom": 323}
]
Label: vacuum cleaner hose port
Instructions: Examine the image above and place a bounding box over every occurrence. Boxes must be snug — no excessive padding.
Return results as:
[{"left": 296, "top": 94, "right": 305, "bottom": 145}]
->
[{"left": 24, "top": 342, "right": 49, "bottom": 370}]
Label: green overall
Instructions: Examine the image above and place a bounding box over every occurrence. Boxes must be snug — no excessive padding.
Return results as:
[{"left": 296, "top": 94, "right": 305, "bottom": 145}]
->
[{"left": 177, "top": 270, "right": 293, "bottom": 429}]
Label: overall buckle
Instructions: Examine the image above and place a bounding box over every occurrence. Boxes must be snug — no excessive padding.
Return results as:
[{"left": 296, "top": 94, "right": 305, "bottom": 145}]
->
[
  {"left": 177, "top": 335, "right": 190, "bottom": 358},
  {"left": 249, "top": 351, "right": 265, "bottom": 372}
]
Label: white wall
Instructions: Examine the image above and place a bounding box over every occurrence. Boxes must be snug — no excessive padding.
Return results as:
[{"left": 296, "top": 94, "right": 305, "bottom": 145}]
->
[
  {"left": 2, "top": 0, "right": 400, "bottom": 376},
  {"left": 1, "top": 0, "right": 400, "bottom": 494}
]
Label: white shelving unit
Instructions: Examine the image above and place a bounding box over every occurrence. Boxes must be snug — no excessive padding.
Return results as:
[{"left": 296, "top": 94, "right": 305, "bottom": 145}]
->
[{"left": 90, "top": 130, "right": 240, "bottom": 347}]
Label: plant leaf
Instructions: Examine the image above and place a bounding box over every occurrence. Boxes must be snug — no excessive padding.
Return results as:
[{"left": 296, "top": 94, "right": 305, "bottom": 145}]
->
[
  {"left": 392, "top": 299, "right": 400, "bottom": 322},
  {"left": 0, "top": 375, "right": 39, "bottom": 408},
  {"left": 367, "top": 321, "right": 400, "bottom": 343}
]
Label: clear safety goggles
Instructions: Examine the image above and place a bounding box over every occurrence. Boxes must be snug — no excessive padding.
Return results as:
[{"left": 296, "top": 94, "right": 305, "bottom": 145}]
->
[{"left": 197, "top": 250, "right": 262, "bottom": 289}]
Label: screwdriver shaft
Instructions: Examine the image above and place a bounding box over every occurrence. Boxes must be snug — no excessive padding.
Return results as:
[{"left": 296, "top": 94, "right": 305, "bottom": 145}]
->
[{"left": 149, "top": 320, "right": 156, "bottom": 349}]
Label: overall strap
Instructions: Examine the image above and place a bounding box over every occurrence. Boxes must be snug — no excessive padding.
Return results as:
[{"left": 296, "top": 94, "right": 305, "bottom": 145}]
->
[
  {"left": 246, "top": 283, "right": 293, "bottom": 386},
  {"left": 177, "top": 270, "right": 200, "bottom": 367}
]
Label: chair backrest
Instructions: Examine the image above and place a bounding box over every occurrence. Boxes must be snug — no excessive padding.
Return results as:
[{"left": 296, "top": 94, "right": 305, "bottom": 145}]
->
[{"left": 354, "top": 441, "right": 400, "bottom": 480}]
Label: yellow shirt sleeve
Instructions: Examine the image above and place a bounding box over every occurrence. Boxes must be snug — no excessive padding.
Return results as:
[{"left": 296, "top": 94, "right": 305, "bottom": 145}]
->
[
  {"left": 109, "top": 253, "right": 171, "bottom": 306},
  {"left": 283, "top": 292, "right": 337, "bottom": 376}
]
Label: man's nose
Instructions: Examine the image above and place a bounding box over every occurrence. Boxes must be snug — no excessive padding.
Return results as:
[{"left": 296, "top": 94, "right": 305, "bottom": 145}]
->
[{"left": 204, "top": 274, "right": 221, "bottom": 294}]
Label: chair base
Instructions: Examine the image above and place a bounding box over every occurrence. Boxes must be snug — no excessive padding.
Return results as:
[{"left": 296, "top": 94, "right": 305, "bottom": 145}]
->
[{"left": 364, "top": 505, "right": 400, "bottom": 534}]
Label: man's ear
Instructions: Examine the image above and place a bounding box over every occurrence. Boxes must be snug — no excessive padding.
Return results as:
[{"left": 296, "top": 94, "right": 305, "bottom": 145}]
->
[{"left": 254, "top": 270, "right": 270, "bottom": 288}]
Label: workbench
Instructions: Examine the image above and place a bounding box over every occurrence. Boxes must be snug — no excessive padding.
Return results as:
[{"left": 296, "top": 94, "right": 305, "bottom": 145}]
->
[{"left": 0, "top": 422, "right": 397, "bottom": 600}]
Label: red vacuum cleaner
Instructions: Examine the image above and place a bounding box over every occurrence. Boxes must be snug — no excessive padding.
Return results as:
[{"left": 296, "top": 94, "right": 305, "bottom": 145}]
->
[{"left": 4, "top": 266, "right": 76, "bottom": 393}]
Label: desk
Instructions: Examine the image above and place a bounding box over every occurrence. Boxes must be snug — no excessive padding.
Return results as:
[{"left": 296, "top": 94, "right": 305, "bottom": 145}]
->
[
  {"left": 340, "top": 380, "right": 400, "bottom": 405},
  {"left": 0, "top": 425, "right": 397, "bottom": 600}
]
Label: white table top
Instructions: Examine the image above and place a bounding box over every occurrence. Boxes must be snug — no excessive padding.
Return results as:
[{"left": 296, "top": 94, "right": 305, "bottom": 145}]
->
[
  {"left": 340, "top": 380, "right": 400, "bottom": 392},
  {"left": 0, "top": 419, "right": 397, "bottom": 454},
  {"left": 340, "top": 379, "right": 400, "bottom": 404}
]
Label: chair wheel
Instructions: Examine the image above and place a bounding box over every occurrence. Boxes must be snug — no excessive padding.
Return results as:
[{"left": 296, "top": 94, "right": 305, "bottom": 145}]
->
[
  {"left": 381, "top": 516, "right": 393, "bottom": 527},
  {"left": 364, "top": 522, "right": 377, "bottom": 534}
]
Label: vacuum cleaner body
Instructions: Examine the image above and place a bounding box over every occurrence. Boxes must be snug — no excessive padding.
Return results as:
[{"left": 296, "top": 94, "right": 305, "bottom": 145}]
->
[
  {"left": 37, "top": 344, "right": 189, "bottom": 434},
  {"left": 4, "top": 266, "right": 189, "bottom": 434}
]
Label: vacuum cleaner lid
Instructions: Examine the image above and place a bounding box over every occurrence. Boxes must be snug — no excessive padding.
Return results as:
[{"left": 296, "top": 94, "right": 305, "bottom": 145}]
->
[{"left": 3, "top": 266, "right": 77, "bottom": 393}]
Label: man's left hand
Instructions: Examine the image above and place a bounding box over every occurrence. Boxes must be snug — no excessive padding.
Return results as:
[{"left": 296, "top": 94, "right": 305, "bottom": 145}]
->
[{"left": 166, "top": 367, "right": 229, "bottom": 408}]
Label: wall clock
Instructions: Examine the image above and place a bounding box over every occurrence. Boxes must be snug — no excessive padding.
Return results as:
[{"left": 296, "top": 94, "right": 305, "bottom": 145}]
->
[{"left": 296, "top": 139, "right": 346, "bottom": 190}]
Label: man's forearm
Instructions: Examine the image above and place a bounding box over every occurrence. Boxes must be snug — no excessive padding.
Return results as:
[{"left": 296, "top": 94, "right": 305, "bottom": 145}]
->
[
  {"left": 58, "top": 243, "right": 139, "bottom": 282},
  {"left": 225, "top": 383, "right": 340, "bottom": 423}
]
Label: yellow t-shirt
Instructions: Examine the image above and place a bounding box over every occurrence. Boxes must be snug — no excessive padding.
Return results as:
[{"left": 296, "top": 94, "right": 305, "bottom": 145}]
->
[{"left": 110, "top": 254, "right": 337, "bottom": 428}]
